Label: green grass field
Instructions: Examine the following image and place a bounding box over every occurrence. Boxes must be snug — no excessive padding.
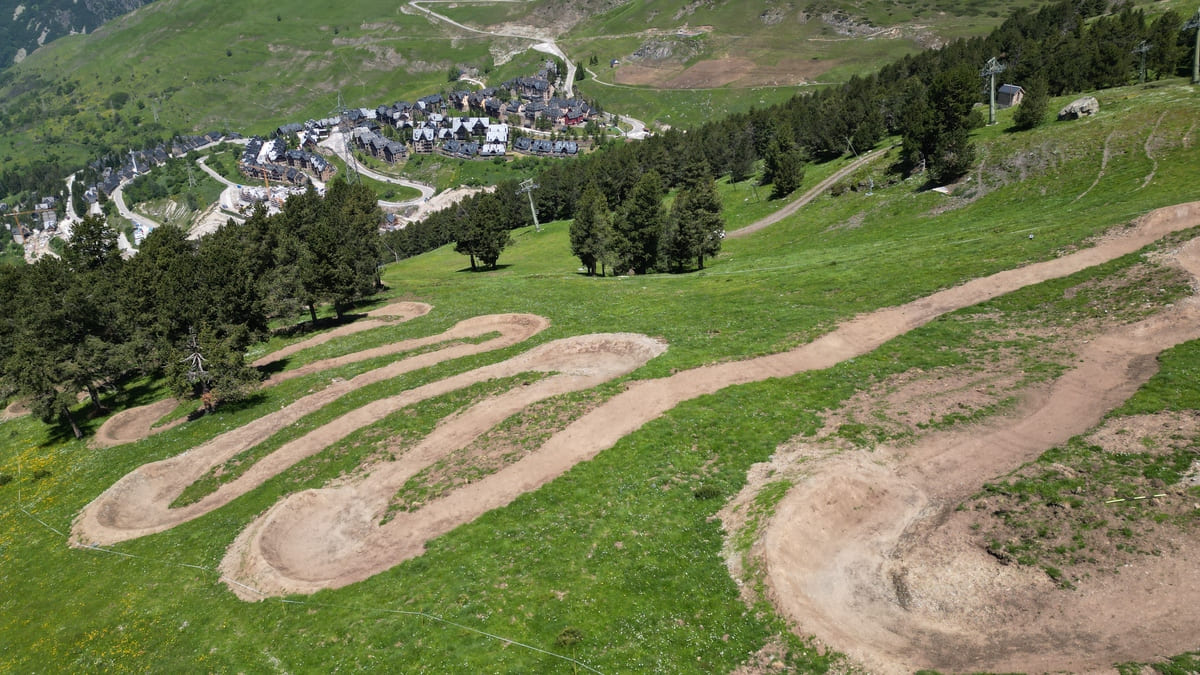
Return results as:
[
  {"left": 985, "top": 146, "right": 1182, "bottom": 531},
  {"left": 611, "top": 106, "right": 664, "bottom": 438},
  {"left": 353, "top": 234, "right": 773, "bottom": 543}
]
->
[{"left": 2, "top": 80, "right": 1199, "bottom": 672}]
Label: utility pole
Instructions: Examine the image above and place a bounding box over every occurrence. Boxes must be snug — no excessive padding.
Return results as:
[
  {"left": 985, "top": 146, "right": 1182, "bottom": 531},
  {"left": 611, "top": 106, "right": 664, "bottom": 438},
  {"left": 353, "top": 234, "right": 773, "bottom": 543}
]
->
[
  {"left": 980, "top": 57, "right": 1006, "bottom": 126},
  {"left": 1186, "top": 8, "right": 1200, "bottom": 85},
  {"left": 1132, "top": 40, "right": 1151, "bottom": 84},
  {"left": 516, "top": 178, "right": 541, "bottom": 232},
  {"left": 333, "top": 91, "right": 360, "bottom": 184}
]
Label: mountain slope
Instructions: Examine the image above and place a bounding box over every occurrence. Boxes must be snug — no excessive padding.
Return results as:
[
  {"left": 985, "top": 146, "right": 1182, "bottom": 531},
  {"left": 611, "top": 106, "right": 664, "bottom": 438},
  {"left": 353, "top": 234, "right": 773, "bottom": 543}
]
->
[{"left": 0, "top": 0, "right": 154, "bottom": 67}]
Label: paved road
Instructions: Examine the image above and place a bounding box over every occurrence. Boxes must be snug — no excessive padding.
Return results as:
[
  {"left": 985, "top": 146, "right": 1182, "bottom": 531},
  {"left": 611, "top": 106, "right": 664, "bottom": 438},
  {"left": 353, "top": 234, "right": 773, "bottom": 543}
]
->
[
  {"left": 195, "top": 155, "right": 240, "bottom": 188},
  {"left": 320, "top": 131, "right": 436, "bottom": 207},
  {"left": 410, "top": 0, "right": 576, "bottom": 98},
  {"left": 111, "top": 181, "right": 165, "bottom": 232}
]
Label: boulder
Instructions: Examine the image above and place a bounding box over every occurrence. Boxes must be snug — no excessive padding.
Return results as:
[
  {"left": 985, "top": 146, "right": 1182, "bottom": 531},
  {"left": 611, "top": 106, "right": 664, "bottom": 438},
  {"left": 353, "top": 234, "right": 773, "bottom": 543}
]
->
[{"left": 1058, "top": 96, "right": 1100, "bottom": 120}]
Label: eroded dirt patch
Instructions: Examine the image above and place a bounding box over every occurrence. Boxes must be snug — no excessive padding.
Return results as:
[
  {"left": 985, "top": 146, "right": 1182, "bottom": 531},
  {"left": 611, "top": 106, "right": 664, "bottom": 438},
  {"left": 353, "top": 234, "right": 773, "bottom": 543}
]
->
[{"left": 757, "top": 237, "right": 1200, "bottom": 673}]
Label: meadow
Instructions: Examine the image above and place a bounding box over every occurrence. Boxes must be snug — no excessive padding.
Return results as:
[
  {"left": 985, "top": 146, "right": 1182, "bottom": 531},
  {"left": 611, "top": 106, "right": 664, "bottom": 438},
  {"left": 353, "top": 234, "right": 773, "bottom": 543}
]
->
[{"left": 2, "top": 81, "right": 1199, "bottom": 671}]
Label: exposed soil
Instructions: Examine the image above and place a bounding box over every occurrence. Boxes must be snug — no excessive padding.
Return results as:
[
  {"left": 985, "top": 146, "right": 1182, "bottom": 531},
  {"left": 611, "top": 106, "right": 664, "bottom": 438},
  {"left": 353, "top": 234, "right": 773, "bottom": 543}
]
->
[
  {"left": 220, "top": 333, "right": 667, "bottom": 597},
  {"left": 91, "top": 398, "right": 186, "bottom": 450},
  {"left": 89, "top": 302, "right": 433, "bottom": 449},
  {"left": 1, "top": 400, "right": 30, "bottom": 421},
  {"left": 251, "top": 302, "right": 432, "bottom": 369},
  {"left": 759, "top": 235, "right": 1200, "bottom": 673},
  {"left": 71, "top": 313, "right": 549, "bottom": 545},
  {"left": 72, "top": 195, "right": 1200, "bottom": 675}
]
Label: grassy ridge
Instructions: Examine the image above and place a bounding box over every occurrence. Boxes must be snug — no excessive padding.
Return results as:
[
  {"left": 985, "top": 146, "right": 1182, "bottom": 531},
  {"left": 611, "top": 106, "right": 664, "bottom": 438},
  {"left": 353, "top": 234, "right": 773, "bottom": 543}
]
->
[{"left": 1, "top": 81, "right": 1199, "bottom": 671}]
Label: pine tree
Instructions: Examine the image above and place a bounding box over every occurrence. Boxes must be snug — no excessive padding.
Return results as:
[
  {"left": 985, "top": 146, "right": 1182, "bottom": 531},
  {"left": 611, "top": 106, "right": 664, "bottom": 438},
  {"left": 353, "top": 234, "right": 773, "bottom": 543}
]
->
[
  {"left": 924, "top": 66, "right": 978, "bottom": 183},
  {"left": 728, "top": 125, "right": 756, "bottom": 183},
  {"left": 663, "top": 174, "right": 725, "bottom": 271},
  {"left": 1012, "top": 77, "right": 1049, "bottom": 130},
  {"left": 570, "top": 185, "right": 613, "bottom": 276},
  {"left": 454, "top": 194, "right": 512, "bottom": 270},
  {"left": 614, "top": 171, "right": 665, "bottom": 275}
]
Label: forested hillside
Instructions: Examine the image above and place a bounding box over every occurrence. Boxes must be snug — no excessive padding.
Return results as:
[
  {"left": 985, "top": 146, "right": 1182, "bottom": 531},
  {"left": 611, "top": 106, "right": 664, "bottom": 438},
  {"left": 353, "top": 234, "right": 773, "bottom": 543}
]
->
[{"left": 0, "top": 179, "right": 382, "bottom": 436}]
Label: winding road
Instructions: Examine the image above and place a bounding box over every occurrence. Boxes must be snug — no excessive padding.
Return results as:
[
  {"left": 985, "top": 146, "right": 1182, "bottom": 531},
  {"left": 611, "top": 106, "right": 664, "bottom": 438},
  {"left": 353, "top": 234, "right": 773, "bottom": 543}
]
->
[
  {"left": 408, "top": 0, "right": 576, "bottom": 97},
  {"left": 318, "top": 131, "right": 435, "bottom": 207}
]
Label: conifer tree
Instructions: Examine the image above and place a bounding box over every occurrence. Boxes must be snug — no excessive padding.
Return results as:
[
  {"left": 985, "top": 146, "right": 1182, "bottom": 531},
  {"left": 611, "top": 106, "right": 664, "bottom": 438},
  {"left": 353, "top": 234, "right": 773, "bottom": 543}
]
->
[
  {"left": 570, "top": 185, "right": 613, "bottom": 276},
  {"left": 614, "top": 171, "right": 665, "bottom": 275},
  {"left": 1012, "top": 77, "right": 1049, "bottom": 130}
]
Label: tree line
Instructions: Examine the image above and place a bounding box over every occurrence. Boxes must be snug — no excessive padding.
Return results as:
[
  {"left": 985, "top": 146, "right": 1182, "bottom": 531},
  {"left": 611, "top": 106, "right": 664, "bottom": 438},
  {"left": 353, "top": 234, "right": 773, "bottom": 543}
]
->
[
  {"left": 397, "top": 0, "right": 1197, "bottom": 270},
  {"left": 0, "top": 178, "right": 383, "bottom": 438}
]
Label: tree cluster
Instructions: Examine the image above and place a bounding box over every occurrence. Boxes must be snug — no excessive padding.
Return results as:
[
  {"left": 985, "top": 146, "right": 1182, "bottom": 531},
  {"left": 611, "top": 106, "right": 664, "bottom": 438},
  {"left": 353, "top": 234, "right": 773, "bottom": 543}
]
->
[
  {"left": 571, "top": 159, "right": 724, "bottom": 276},
  {"left": 0, "top": 179, "right": 383, "bottom": 438},
  {"left": 399, "top": 0, "right": 1195, "bottom": 256}
]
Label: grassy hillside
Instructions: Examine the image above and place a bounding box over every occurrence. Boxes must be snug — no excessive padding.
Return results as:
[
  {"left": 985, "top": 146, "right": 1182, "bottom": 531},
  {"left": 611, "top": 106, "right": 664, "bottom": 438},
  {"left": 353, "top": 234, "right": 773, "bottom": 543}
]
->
[
  {"left": 2, "top": 80, "right": 1198, "bottom": 671},
  {"left": 6, "top": 0, "right": 1191, "bottom": 180}
]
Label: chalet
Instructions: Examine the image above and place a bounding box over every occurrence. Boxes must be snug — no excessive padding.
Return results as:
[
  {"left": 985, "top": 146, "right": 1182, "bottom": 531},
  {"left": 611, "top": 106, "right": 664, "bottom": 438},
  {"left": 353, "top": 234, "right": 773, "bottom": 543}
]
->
[
  {"left": 412, "top": 126, "right": 436, "bottom": 153},
  {"left": 417, "top": 93, "right": 444, "bottom": 111},
  {"left": 485, "top": 124, "right": 508, "bottom": 145},
  {"left": 442, "top": 139, "right": 479, "bottom": 158},
  {"left": 480, "top": 142, "right": 506, "bottom": 157},
  {"left": 450, "top": 90, "right": 470, "bottom": 110},
  {"left": 504, "top": 76, "right": 552, "bottom": 102},
  {"left": 523, "top": 101, "right": 547, "bottom": 125},
  {"left": 564, "top": 106, "right": 588, "bottom": 125},
  {"left": 449, "top": 117, "right": 470, "bottom": 140},
  {"left": 275, "top": 122, "right": 304, "bottom": 137},
  {"left": 513, "top": 136, "right": 533, "bottom": 153},
  {"left": 484, "top": 97, "right": 504, "bottom": 118},
  {"left": 997, "top": 84, "right": 1025, "bottom": 108},
  {"left": 530, "top": 139, "right": 554, "bottom": 154},
  {"left": 553, "top": 140, "right": 579, "bottom": 155}
]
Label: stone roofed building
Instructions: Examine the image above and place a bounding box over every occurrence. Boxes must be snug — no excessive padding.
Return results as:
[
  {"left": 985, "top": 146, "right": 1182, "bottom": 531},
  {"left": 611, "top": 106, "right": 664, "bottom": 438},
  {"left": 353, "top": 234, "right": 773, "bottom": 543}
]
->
[
  {"left": 275, "top": 122, "right": 305, "bottom": 137},
  {"left": 237, "top": 136, "right": 324, "bottom": 186},
  {"left": 441, "top": 139, "right": 479, "bottom": 158},
  {"left": 351, "top": 127, "right": 408, "bottom": 164},
  {"left": 412, "top": 125, "right": 436, "bottom": 154},
  {"left": 503, "top": 75, "right": 552, "bottom": 102}
]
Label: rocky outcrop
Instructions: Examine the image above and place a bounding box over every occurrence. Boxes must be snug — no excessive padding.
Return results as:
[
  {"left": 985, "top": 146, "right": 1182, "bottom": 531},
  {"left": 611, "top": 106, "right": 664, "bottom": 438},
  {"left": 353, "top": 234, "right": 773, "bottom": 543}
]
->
[{"left": 1058, "top": 96, "right": 1100, "bottom": 120}]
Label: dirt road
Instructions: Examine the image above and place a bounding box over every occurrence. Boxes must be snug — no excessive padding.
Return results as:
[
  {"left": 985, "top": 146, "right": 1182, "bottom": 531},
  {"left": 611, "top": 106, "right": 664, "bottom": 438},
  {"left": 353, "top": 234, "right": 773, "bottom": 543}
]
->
[{"left": 728, "top": 145, "right": 892, "bottom": 239}]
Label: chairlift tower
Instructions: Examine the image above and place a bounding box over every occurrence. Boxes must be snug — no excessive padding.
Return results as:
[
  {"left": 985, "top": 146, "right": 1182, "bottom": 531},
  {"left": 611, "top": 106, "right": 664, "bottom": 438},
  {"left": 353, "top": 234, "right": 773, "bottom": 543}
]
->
[
  {"left": 980, "top": 57, "right": 1006, "bottom": 126},
  {"left": 517, "top": 178, "right": 541, "bottom": 232},
  {"left": 1186, "top": 8, "right": 1200, "bottom": 85},
  {"left": 1132, "top": 40, "right": 1151, "bottom": 84}
]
